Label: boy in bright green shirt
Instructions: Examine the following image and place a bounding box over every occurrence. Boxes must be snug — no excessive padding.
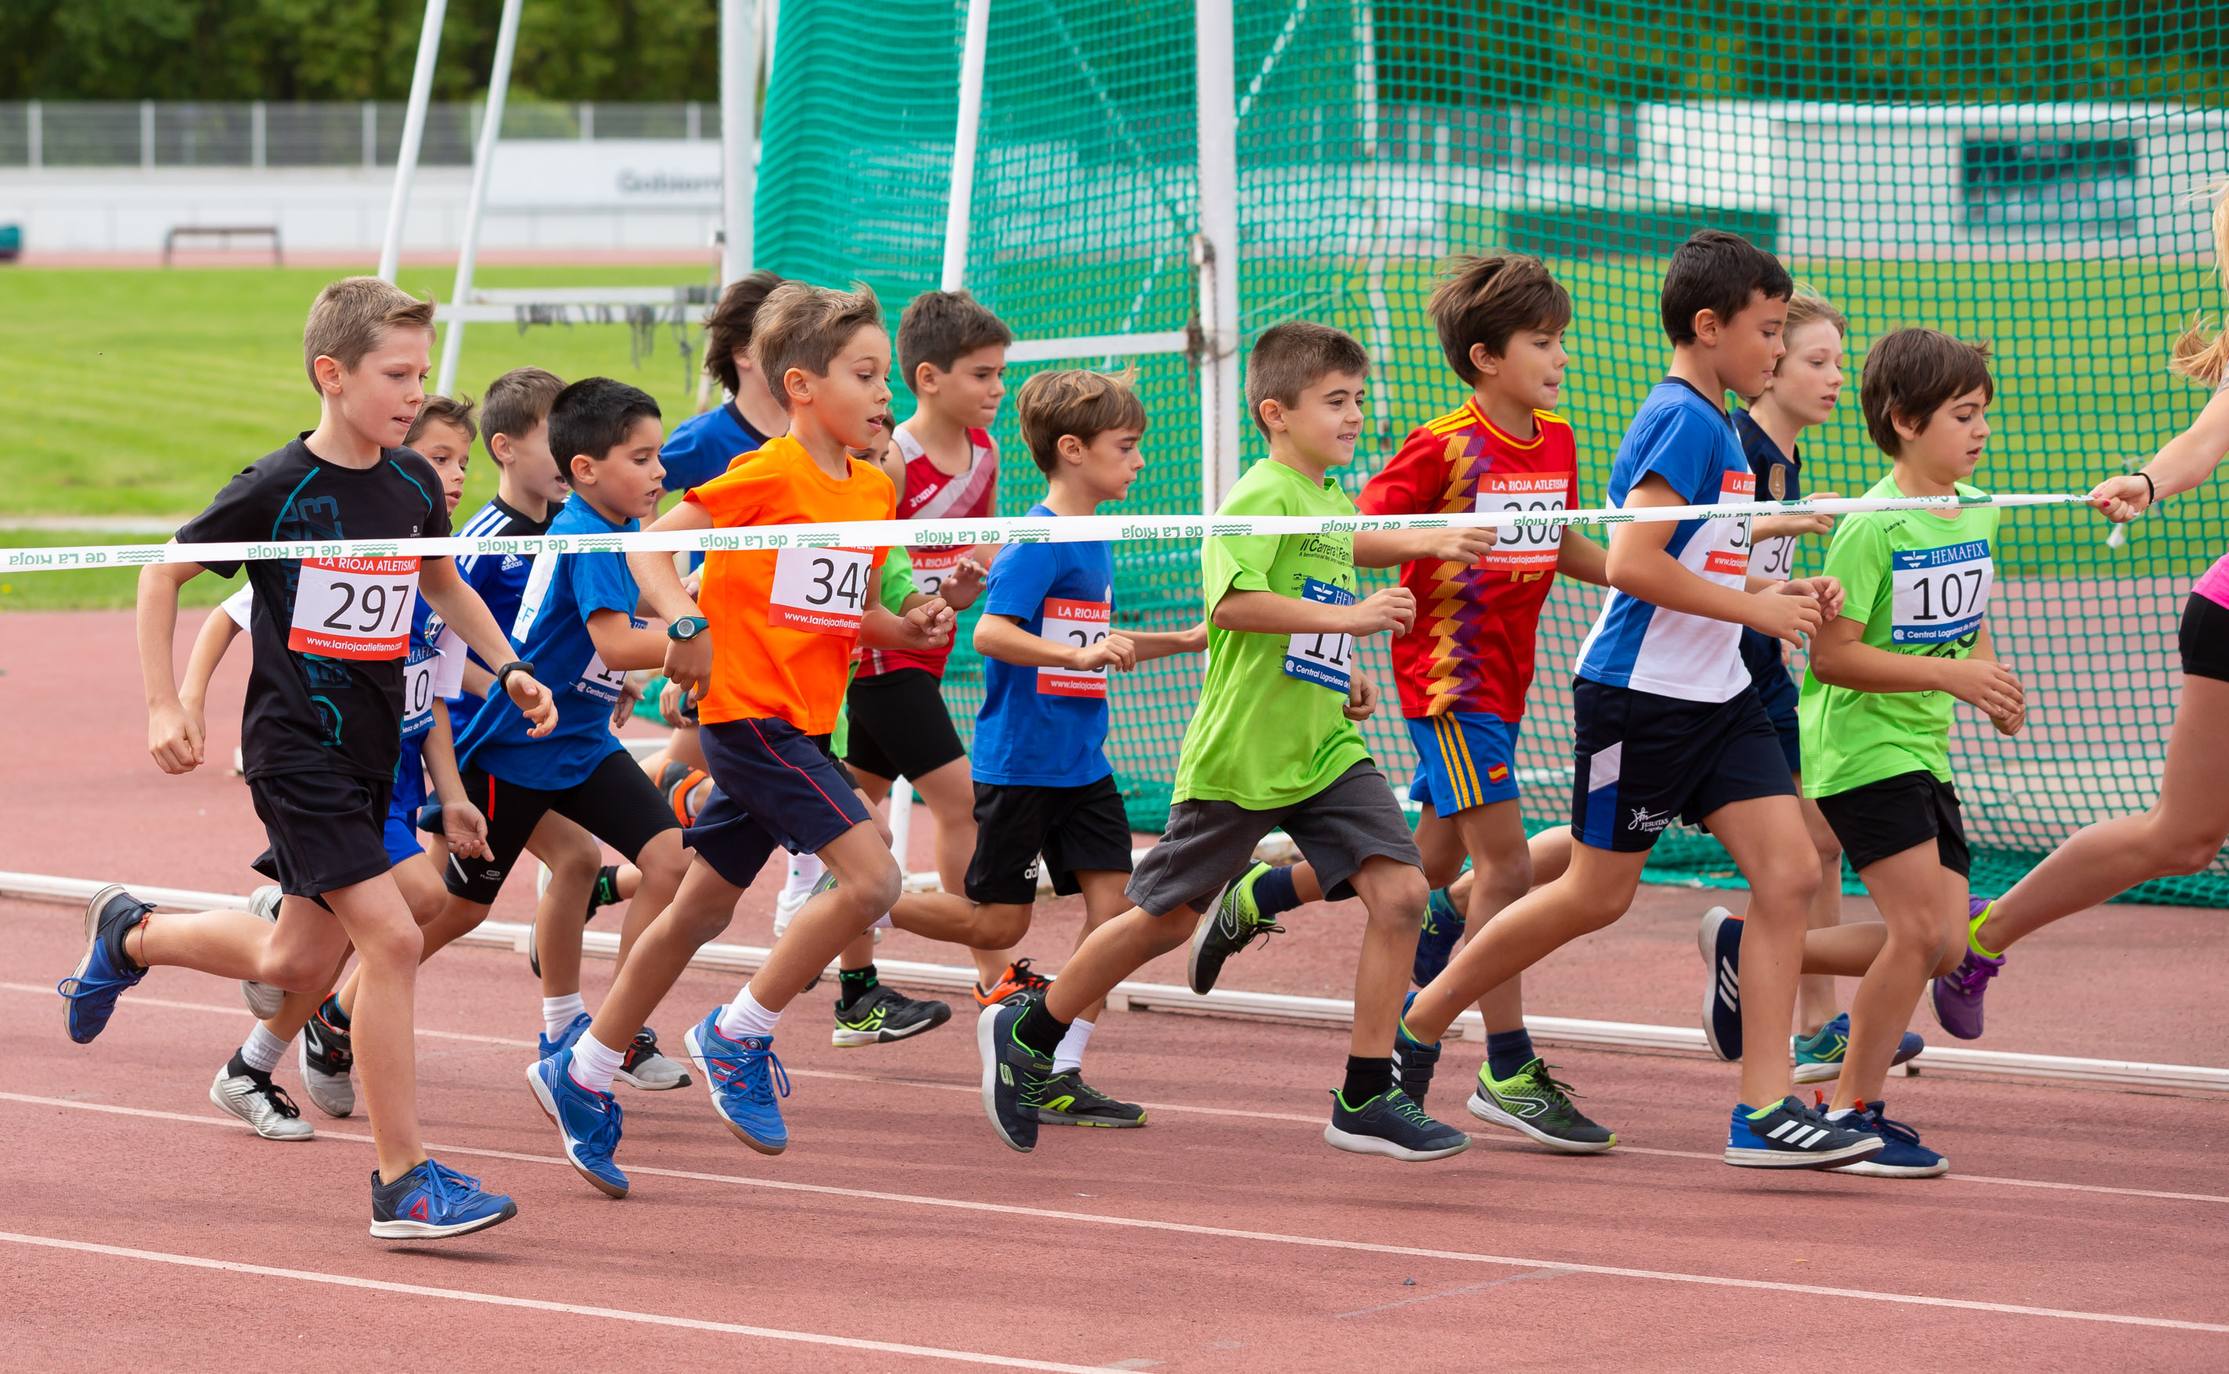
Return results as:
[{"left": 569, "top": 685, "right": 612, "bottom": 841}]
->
[
  {"left": 1725, "top": 328, "right": 2024, "bottom": 1180},
  {"left": 978, "top": 322, "right": 1470, "bottom": 1162}
]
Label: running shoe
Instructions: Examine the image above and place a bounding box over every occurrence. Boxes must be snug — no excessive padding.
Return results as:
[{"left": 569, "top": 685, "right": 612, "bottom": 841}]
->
[
  {"left": 1723, "top": 1095, "right": 1884, "bottom": 1170},
  {"left": 1324, "top": 1087, "right": 1471, "bottom": 1162},
  {"left": 369, "top": 1158, "right": 517, "bottom": 1240},
  {"left": 529, "top": 864, "right": 624, "bottom": 977},
  {"left": 1466, "top": 1057, "right": 1616, "bottom": 1154},
  {"left": 538, "top": 1011, "right": 592, "bottom": 1061},
  {"left": 1830, "top": 1101, "right": 1948, "bottom": 1179},
  {"left": 976, "top": 1001, "right": 1054, "bottom": 1153},
  {"left": 209, "top": 1058, "right": 314, "bottom": 1142},
  {"left": 1390, "top": 992, "right": 1441, "bottom": 1107},
  {"left": 300, "top": 1004, "right": 356, "bottom": 1119},
  {"left": 831, "top": 983, "right": 952, "bottom": 1047},
  {"left": 1412, "top": 886, "right": 1467, "bottom": 987},
  {"left": 615, "top": 1026, "right": 691, "bottom": 1090},
  {"left": 973, "top": 958, "right": 1052, "bottom": 1008},
  {"left": 1930, "top": 897, "right": 2004, "bottom": 1040},
  {"left": 526, "top": 1048, "right": 629, "bottom": 1198},
  {"left": 1034, "top": 1070, "right": 1146, "bottom": 1128},
  {"left": 238, "top": 884, "right": 285, "bottom": 1020},
  {"left": 1792, "top": 1013, "right": 1926, "bottom": 1084},
  {"left": 1188, "top": 862, "right": 1286, "bottom": 996},
  {"left": 58, "top": 884, "right": 152, "bottom": 1044},
  {"left": 1698, "top": 905, "right": 1744, "bottom": 1062},
  {"left": 684, "top": 1009, "right": 790, "bottom": 1155}
]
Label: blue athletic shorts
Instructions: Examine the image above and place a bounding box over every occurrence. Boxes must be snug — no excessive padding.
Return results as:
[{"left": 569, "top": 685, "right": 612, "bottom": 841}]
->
[
  {"left": 384, "top": 748, "right": 428, "bottom": 867},
  {"left": 688, "top": 717, "right": 872, "bottom": 889},
  {"left": 1740, "top": 630, "right": 1802, "bottom": 775},
  {"left": 1405, "top": 711, "right": 1522, "bottom": 816},
  {"left": 1569, "top": 679, "right": 1794, "bottom": 853}
]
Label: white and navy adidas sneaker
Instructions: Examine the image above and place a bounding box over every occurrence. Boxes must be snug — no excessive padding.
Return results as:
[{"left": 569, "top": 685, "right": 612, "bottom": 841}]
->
[{"left": 1724, "top": 1095, "right": 1884, "bottom": 1169}]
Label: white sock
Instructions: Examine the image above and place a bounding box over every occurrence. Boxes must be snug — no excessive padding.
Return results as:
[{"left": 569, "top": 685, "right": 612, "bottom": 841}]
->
[
  {"left": 570, "top": 1032, "right": 627, "bottom": 1093},
  {"left": 543, "top": 993, "right": 587, "bottom": 1040},
  {"left": 1052, "top": 1017, "right": 1095, "bottom": 1075},
  {"left": 782, "top": 852, "right": 825, "bottom": 901},
  {"left": 1826, "top": 1106, "right": 1857, "bottom": 1121},
  {"left": 716, "top": 985, "right": 782, "bottom": 1041},
  {"left": 239, "top": 1023, "right": 289, "bottom": 1073}
]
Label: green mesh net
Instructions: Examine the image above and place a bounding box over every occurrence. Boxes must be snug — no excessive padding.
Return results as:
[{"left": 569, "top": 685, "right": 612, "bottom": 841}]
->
[{"left": 752, "top": 0, "right": 2229, "bottom": 906}]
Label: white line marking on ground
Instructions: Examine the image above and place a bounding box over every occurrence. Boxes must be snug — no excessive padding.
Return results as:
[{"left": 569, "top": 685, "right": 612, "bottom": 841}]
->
[
  {"left": 0, "top": 1230, "right": 1105, "bottom": 1370},
  {"left": 7, "top": 982, "right": 2221, "bottom": 1207},
  {"left": 5, "top": 1091, "right": 2225, "bottom": 1335}
]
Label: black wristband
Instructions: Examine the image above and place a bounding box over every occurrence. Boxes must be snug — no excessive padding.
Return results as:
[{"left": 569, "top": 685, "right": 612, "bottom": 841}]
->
[
  {"left": 2136, "top": 471, "right": 2158, "bottom": 507},
  {"left": 493, "top": 660, "right": 536, "bottom": 695}
]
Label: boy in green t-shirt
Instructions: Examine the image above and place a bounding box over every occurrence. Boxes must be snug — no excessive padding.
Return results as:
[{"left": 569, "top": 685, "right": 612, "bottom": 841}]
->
[
  {"left": 976, "top": 322, "right": 1470, "bottom": 1162},
  {"left": 1713, "top": 328, "right": 2023, "bottom": 1179}
]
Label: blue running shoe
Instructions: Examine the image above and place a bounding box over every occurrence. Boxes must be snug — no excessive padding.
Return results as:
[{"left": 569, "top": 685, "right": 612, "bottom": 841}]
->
[
  {"left": 368, "top": 1157, "right": 517, "bottom": 1240},
  {"left": 684, "top": 1009, "right": 790, "bottom": 1155},
  {"left": 1831, "top": 1101, "right": 1948, "bottom": 1178},
  {"left": 1792, "top": 1012, "right": 1925, "bottom": 1084},
  {"left": 538, "top": 1011, "right": 593, "bottom": 1061},
  {"left": 1723, "top": 1095, "right": 1883, "bottom": 1170},
  {"left": 58, "top": 884, "right": 153, "bottom": 1044},
  {"left": 1390, "top": 991, "right": 1442, "bottom": 1108},
  {"left": 1412, "top": 887, "right": 1466, "bottom": 987},
  {"left": 526, "top": 1049, "right": 628, "bottom": 1198},
  {"left": 1698, "top": 905, "right": 1743, "bottom": 1061},
  {"left": 977, "top": 1000, "right": 1054, "bottom": 1153},
  {"left": 1324, "top": 1087, "right": 1470, "bottom": 1162}
]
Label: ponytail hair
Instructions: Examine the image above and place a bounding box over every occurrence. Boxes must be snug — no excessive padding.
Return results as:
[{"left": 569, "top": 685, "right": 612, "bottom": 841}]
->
[{"left": 2170, "top": 179, "right": 2229, "bottom": 389}]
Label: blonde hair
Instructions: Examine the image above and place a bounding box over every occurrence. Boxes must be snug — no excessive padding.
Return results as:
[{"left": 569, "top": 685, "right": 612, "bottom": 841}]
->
[
  {"left": 750, "top": 281, "right": 884, "bottom": 412},
  {"left": 302, "top": 276, "right": 435, "bottom": 395},
  {"left": 1782, "top": 285, "right": 1848, "bottom": 342},
  {"left": 2170, "top": 179, "right": 2229, "bottom": 389}
]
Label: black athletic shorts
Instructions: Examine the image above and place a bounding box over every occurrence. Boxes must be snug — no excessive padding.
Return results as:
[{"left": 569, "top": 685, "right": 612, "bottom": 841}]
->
[
  {"left": 2180, "top": 592, "right": 2229, "bottom": 683},
  {"left": 965, "top": 775, "right": 1134, "bottom": 905},
  {"left": 843, "top": 668, "right": 967, "bottom": 782},
  {"left": 1814, "top": 770, "right": 1971, "bottom": 877},
  {"left": 444, "top": 749, "right": 679, "bottom": 904},
  {"left": 1569, "top": 679, "right": 1795, "bottom": 853},
  {"left": 249, "top": 770, "right": 395, "bottom": 901}
]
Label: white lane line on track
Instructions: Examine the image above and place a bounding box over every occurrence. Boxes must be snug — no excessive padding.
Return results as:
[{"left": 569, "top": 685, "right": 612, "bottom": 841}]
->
[
  {"left": 8, "top": 981, "right": 2224, "bottom": 1208},
  {"left": 6, "top": 1091, "right": 2226, "bottom": 1336},
  {"left": 0, "top": 1230, "right": 1106, "bottom": 1371}
]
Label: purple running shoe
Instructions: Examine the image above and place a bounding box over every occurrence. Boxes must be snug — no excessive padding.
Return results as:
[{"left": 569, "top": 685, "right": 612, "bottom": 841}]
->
[{"left": 1929, "top": 897, "right": 2005, "bottom": 1040}]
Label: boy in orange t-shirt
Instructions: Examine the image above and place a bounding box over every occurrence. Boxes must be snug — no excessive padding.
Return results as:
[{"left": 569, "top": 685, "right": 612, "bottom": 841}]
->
[{"left": 525, "top": 283, "right": 958, "bottom": 1197}]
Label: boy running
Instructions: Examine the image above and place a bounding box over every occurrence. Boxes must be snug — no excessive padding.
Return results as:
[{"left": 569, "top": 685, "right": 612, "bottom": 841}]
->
[
  {"left": 978, "top": 322, "right": 1470, "bottom": 1162},
  {"left": 62, "top": 277, "right": 555, "bottom": 1238}
]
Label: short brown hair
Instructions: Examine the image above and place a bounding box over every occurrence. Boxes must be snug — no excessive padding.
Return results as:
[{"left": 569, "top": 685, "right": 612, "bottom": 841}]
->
[
  {"left": 406, "top": 395, "right": 477, "bottom": 449},
  {"left": 302, "top": 276, "right": 434, "bottom": 394},
  {"left": 702, "top": 270, "right": 791, "bottom": 395},
  {"left": 1245, "top": 322, "right": 1369, "bottom": 437},
  {"left": 751, "top": 281, "right": 885, "bottom": 412},
  {"left": 1015, "top": 369, "right": 1148, "bottom": 474},
  {"left": 1861, "top": 328, "right": 1994, "bottom": 455},
  {"left": 1429, "top": 255, "right": 1572, "bottom": 383},
  {"left": 897, "top": 289, "right": 1012, "bottom": 394},
  {"left": 478, "top": 366, "right": 565, "bottom": 461}
]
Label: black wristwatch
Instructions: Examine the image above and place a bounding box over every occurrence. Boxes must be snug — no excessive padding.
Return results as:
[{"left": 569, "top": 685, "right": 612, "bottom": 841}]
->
[
  {"left": 493, "top": 659, "right": 537, "bottom": 695},
  {"left": 668, "top": 615, "right": 710, "bottom": 642}
]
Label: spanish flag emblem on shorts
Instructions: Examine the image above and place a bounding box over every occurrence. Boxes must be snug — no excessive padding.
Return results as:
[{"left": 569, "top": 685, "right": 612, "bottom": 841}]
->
[{"left": 1486, "top": 764, "right": 1510, "bottom": 784}]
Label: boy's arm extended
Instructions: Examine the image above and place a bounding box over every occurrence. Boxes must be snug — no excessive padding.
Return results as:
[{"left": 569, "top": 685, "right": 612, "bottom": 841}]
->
[
  {"left": 1211, "top": 585, "right": 1415, "bottom": 638},
  {"left": 972, "top": 612, "right": 1134, "bottom": 672},
  {"left": 586, "top": 609, "right": 671, "bottom": 673},
  {"left": 1807, "top": 615, "right": 2023, "bottom": 722},
  {"left": 1128, "top": 623, "right": 1208, "bottom": 660},
  {"left": 178, "top": 604, "right": 242, "bottom": 717},
  {"left": 1352, "top": 527, "right": 1497, "bottom": 569},
  {"left": 419, "top": 699, "right": 492, "bottom": 859},
  {"left": 1555, "top": 532, "right": 1609, "bottom": 586},
  {"left": 861, "top": 597, "right": 955, "bottom": 650},
  {"left": 139, "top": 561, "right": 209, "bottom": 774},
  {"left": 419, "top": 557, "right": 556, "bottom": 736},
  {"left": 1609, "top": 476, "right": 1821, "bottom": 645}
]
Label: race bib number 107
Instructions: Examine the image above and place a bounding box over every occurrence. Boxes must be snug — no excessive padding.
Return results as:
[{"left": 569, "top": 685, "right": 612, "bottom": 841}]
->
[
  {"left": 1891, "top": 540, "right": 1992, "bottom": 644},
  {"left": 290, "top": 556, "right": 419, "bottom": 660}
]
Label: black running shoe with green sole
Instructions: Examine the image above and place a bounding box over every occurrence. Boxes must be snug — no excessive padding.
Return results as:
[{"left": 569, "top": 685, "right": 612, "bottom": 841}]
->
[
  {"left": 832, "top": 984, "right": 952, "bottom": 1047},
  {"left": 1188, "top": 861, "right": 1285, "bottom": 995},
  {"left": 1466, "top": 1057, "right": 1617, "bottom": 1153},
  {"left": 1034, "top": 1070, "right": 1146, "bottom": 1128},
  {"left": 977, "top": 1002, "right": 1055, "bottom": 1152}
]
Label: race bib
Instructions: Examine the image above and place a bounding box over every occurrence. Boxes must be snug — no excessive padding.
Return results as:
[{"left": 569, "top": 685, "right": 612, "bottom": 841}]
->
[
  {"left": 910, "top": 548, "right": 963, "bottom": 599},
  {"left": 1284, "top": 578, "right": 1355, "bottom": 691},
  {"left": 577, "top": 648, "right": 631, "bottom": 704},
  {"left": 1753, "top": 532, "right": 1796, "bottom": 583},
  {"left": 769, "top": 547, "right": 874, "bottom": 635},
  {"left": 290, "top": 556, "right": 419, "bottom": 660},
  {"left": 1702, "top": 473, "right": 1755, "bottom": 578},
  {"left": 399, "top": 651, "right": 439, "bottom": 740},
  {"left": 1038, "top": 597, "right": 1113, "bottom": 698},
  {"left": 1480, "top": 473, "right": 1566, "bottom": 572},
  {"left": 1891, "top": 540, "right": 1993, "bottom": 644}
]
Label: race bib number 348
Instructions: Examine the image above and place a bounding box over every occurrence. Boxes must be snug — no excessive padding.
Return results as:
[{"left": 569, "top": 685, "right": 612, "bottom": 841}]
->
[
  {"left": 290, "top": 556, "right": 419, "bottom": 660},
  {"left": 1891, "top": 540, "right": 1992, "bottom": 644},
  {"left": 1284, "top": 578, "right": 1355, "bottom": 691},
  {"left": 769, "top": 547, "right": 874, "bottom": 635}
]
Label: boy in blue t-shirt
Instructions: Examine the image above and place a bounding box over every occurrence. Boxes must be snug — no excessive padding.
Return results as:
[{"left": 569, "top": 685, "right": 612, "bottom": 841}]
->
[
  {"left": 658, "top": 270, "right": 792, "bottom": 495},
  {"left": 891, "top": 368, "right": 1202, "bottom": 1124}
]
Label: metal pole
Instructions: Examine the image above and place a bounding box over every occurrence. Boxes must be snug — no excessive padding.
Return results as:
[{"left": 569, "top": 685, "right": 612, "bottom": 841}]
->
[
  {"left": 141, "top": 100, "right": 155, "bottom": 169},
  {"left": 436, "top": 0, "right": 523, "bottom": 397},
  {"left": 940, "top": 0, "right": 993, "bottom": 290},
  {"left": 718, "top": 0, "right": 763, "bottom": 285},
  {"left": 1192, "top": 0, "right": 1243, "bottom": 510},
  {"left": 26, "top": 100, "right": 39, "bottom": 171},
  {"left": 378, "top": 0, "right": 449, "bottom": 282},
  {"left": 250, "top": 100, "right": 266, "bottom": 169}
]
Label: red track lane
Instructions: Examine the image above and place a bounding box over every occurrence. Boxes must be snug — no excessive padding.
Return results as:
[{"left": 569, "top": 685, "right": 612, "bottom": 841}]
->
[{"left": 5, "top": 904, "right": 2226, "bottom": 1371}]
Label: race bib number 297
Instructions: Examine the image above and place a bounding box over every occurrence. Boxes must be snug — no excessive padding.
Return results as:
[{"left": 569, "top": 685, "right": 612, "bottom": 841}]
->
[{"left": 290, "top": 556, "right": 419, "bottom": 660}]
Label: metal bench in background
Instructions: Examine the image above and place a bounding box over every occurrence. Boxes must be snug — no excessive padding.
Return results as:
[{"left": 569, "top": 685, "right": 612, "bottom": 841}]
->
[{"left": 162, "top": 224, "right": 281, "bottom": 267}]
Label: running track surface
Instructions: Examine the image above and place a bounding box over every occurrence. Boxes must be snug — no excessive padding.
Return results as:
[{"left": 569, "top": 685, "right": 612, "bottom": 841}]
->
[{"left": 3, "top": 610, "right": 2226, "bottom": 1369}]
